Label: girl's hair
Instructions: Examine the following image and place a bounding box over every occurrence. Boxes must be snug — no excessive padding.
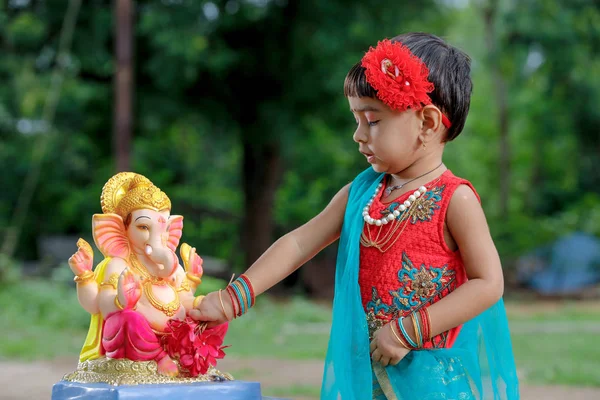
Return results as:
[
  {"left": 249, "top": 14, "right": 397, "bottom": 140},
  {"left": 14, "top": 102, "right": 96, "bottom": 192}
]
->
[{"left": 344, "top": 32, "right": 473, "bottom": 141}]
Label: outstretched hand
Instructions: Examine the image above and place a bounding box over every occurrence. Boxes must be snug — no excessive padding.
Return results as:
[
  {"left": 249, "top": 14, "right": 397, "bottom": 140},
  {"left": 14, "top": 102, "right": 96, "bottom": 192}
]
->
[
  {"left": 370, "top": 322, "right": 411, "bottom": 367},
  {"left": 188, "top": 291, "right": 233, "bottom": 328}
]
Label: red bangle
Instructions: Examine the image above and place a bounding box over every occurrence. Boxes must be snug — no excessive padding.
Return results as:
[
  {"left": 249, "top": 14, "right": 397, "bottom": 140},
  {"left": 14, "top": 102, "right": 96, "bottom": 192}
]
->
[
  {"left": 240, "top": 274, "right": 255, "bottom": 307},
  {"left": 226, "top": 286, "right": 238, "bottom": 319},
  {"left": 396, "top": 317, "right": 417, "bottom": 350}
]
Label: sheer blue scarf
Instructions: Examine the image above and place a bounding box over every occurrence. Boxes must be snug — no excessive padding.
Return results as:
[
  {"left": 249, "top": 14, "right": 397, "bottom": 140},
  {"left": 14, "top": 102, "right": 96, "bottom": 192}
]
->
[{"left": 321, "top": 168, "right": 519, "bottom": 399}]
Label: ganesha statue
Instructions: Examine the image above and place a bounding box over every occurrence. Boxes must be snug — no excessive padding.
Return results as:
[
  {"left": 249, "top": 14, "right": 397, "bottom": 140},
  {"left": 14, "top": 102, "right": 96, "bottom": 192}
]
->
[{"left": 60, "top": 172, "right": 231, "bottom": 386}]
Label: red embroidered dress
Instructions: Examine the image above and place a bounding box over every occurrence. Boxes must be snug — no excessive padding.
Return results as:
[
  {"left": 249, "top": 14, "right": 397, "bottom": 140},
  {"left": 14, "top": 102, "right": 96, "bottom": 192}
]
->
[{"left": 359, "top": 170, "right": 478, "bottom": 348}]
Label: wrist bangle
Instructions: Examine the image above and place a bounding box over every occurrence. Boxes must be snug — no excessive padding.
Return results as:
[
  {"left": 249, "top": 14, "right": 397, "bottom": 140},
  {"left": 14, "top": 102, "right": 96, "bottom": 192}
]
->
[
  {"left": 74, "top": 271, "right": 95, "bottom": 284},
  {"left": 218, "top": 290, "right": 232, "bottom": 321},
  {"left": 193, "top": 295, "right": 205, "bottom": 309},
  {"left": 114, "top": 295, "right": 124, "bottom": 310},
  {"left": 390, "top": 321, "right": 409, "bottom": 349}
]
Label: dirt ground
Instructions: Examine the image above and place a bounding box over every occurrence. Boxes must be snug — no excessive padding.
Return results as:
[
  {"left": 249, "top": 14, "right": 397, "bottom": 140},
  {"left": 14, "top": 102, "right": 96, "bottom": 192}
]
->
[{"left": 2, "top": 358, "right": 600, "bottom": 400}]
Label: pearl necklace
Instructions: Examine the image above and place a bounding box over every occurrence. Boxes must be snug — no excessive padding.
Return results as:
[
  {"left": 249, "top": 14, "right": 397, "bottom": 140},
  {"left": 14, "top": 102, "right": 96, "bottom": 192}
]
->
[{"left": 362, "top": 183, "right": 427, "bottom": 226}]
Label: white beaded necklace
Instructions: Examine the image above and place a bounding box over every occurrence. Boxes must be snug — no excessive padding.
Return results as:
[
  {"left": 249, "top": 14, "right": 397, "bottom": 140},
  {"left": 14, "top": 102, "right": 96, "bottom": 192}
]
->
[{"left": 362, "top": 183, "right": 427, "bottom": 226}]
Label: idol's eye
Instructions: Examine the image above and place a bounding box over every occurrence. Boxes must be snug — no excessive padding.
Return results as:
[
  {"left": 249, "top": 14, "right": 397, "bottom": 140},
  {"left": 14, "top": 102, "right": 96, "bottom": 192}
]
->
[{"left": 137, "top": 225, "right": 149, "bottom": 231}]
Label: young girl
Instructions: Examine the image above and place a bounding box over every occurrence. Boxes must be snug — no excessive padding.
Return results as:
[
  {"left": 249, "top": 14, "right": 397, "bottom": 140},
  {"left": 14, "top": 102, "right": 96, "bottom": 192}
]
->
[{"left": 190, "top": 32, "right": 519, "bottom": 399}]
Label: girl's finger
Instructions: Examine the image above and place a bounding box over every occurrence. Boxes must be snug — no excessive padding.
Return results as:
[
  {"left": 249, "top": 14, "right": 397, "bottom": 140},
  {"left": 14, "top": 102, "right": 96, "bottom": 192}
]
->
[
  {"left": 371, "top": 348, "right": 383, "bottom": 363},
  {"left": 389, "top": 357, "right": 401, "bottom": 366}
]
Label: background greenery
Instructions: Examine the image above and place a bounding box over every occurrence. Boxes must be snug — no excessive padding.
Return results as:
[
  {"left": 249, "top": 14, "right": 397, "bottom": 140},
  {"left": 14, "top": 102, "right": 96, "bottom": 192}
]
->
[{"left": 2, "top": 0, "right": 599, "bottom": 269}]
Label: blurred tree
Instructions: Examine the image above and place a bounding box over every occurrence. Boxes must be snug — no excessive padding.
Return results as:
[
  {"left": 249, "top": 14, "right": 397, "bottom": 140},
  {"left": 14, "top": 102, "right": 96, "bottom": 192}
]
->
[{"left": 2, "top": 0, "right": 599, "bottom": 285}]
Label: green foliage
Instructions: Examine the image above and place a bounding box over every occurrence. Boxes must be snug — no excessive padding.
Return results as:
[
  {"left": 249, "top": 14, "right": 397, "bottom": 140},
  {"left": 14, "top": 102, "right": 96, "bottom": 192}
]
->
[
  {"left": 0, "top": 278, "right": 89, "bottom": 360},
  {"left": 0, "top": 0, "right": 598, "bottom": 270}
]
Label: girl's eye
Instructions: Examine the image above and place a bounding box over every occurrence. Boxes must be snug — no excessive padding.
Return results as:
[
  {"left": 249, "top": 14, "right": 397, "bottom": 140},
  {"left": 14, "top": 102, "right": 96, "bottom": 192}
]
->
[{"left": 368, "top": 120, "right": 380, "bottom": 127}]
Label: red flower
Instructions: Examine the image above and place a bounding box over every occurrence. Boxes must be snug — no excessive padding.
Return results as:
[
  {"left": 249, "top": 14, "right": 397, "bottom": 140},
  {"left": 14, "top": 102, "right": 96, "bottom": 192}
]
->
[
  {"left": 361, "top": 39, "right": 434, "bottom": 112},
  {"left": 162, "top": 317, "right": 229, "bottom": 377}
]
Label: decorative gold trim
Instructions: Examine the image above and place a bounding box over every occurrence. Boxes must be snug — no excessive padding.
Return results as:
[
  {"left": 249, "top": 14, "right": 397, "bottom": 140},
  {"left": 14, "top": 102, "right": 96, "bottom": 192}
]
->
[
  {"left": 100, "top": 273, "right": 119, "bottom": 290},
  {"left": 372, "top": 362, "right": 399, "bottom": 400},
  {"left": 186, "top": 272, "right": 202, "bottom": 285},
  {"left": 142, "top": 278, "right": 180, "bottom": 317},
  {"left": 114, "top": 295, "right": 124, "bottom": 310},
  {"left": 74, "top": 271, "right": 95, "bottom": 284},
  {"left": 62, "top": 357, "right": 233, "bottom": 385},
  {"left": 177, "top": 278, "right": 191, "bottom": 292}
]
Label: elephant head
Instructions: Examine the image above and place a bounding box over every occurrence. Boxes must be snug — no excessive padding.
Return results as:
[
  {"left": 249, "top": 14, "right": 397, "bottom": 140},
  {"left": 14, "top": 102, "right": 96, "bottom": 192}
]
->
[{"left": 91, "top": 172, "right": 184, "bottom": 278}]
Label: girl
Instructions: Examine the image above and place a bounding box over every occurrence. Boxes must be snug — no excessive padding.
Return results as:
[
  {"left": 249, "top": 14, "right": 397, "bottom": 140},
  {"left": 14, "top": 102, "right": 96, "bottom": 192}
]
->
[{"left": 190, "top": 32, "right": 519, "bottom": 400}]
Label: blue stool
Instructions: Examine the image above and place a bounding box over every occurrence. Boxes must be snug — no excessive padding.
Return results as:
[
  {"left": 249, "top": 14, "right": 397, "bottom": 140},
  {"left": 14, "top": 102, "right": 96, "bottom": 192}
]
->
[{"left": 52, "top": 380, "right": 287, "bottom": 400}]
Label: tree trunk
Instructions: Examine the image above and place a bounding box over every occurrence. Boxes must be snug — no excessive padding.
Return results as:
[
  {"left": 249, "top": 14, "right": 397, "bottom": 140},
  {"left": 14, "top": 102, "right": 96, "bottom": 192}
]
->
[
  {"left": 114, "top": 0, "right": 133, "bottom": 172},
  {"left": 241, "top": 138, "right": 283, "bottom": 268},
  {"left": 483, "top": 0, "right": 511, "bottom": 216}
]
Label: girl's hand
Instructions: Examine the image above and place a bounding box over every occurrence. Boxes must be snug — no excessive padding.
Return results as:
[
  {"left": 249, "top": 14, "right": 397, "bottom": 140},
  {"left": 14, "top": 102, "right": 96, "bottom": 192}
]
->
[
  {"left": 370, "top": 322, "right": 411, "bottom": 367},
  {"left": 188, "top": 291, "right": 234, "bottom": 327}
]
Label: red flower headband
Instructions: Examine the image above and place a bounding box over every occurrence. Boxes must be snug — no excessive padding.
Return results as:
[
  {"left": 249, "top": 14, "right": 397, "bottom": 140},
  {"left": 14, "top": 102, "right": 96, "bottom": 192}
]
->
[{"left": 361, "top": 39, "right": 452, "bottom": 128}]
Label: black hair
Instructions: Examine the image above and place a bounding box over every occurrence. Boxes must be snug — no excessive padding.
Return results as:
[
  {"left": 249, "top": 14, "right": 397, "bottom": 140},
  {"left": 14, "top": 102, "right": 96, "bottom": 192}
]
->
[{"left": 344, "top": 32, "right": 472, "bottom": 141}]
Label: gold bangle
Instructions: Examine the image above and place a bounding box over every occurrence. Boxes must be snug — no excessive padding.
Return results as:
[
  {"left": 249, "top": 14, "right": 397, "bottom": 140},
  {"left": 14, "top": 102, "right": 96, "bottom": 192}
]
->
[
  {"left": 411, "top": 313, "right": 423, "bottom": 348},
  {"left": 192, "top": 295, "right": 205, "bottom": 309},
  {"left": 186, "top": 272, "right": 202, "bottom": 285},
  {"left": 218, "top": 290, "right": 232, "bottom": 321},
  {"left": 114, "top": 295, "right": 124, "bottom": 310},
  {"left": 424, "top": 308, "right": 432, "bottom": 340},
  {"left": 100, "top": 273, "right": 119, "bottom": 290},
  {"left": 390, "top": 321, "right": 409, "bottom": 349},
  {"left": 74, "top": 271, "right": 95, "bottom": 284}
]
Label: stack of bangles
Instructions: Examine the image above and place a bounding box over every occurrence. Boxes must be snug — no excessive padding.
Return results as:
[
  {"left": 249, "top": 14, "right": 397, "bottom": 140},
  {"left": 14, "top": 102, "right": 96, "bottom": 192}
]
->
[
  {"left": 218, "top": 274, "right": 255, "bottom": 320},
  {"left": 390, "top": 307, "right": 432, "bottom": 350}
]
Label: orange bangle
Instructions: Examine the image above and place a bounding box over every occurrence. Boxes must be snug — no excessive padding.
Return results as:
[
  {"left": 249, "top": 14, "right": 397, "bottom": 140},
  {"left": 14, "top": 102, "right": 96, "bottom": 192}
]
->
[
  {"left": 218, "top": 290, "right": 232, "bottom": 321},
  {"left": 390, "top": 321, "right": 409, "bottom": 349}
]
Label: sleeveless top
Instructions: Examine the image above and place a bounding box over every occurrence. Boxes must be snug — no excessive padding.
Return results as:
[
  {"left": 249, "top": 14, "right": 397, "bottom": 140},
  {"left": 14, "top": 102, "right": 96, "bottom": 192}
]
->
[
  {"left": 321, "top": 167, "right": 519, "bottom": 400},
  {"left": 359, "top": 170, "right": 478, "bottom": 348}
]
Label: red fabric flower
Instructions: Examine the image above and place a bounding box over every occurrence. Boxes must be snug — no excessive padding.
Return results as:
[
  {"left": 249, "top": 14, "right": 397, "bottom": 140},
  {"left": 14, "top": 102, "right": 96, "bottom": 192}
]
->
[
  {"left": 162, "top": 317, "right": 229, "bottom": 377},
  {"left": 361, "top": 39, "right": 434, "bottom": 112}
]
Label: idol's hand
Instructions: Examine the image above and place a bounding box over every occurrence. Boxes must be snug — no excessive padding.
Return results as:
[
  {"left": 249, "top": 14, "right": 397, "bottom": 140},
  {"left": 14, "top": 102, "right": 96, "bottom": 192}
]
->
[
  {"left": 188, "top": 291, "right": 234, "bottom": 327},
  {"left": 68, "top": 239, "right": 94, "bottom": 276},
  {"left": 370, "top": 322, "right": 411, "bottom": 367}
]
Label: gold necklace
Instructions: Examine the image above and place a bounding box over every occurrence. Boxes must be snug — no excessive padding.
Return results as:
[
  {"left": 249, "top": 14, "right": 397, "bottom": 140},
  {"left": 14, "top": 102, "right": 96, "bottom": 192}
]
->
[
  {"left": 142, "top": 278, "right": 180, "bottom": 317},
  {"left": 130, "top": 254, "right": 180, "bottom": 317},
  {"left": 361, "top": 177, "right": 442, "bottom": 253}
]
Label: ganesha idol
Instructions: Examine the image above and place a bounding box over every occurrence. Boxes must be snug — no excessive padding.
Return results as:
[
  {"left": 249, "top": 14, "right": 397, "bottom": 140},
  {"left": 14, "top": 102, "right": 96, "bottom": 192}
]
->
[{"left": 53, "top": 172, "right": 248, "bottom": 396}]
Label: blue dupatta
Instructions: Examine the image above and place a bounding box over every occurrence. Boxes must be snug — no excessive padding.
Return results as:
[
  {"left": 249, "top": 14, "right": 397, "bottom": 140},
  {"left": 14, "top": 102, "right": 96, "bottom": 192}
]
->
[{"left": 321, "top": 168, "right": 519, "bottom": 399}]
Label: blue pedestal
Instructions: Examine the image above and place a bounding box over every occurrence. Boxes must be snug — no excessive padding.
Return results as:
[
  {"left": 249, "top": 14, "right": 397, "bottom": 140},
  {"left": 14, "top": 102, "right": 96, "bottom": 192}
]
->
[{"left": 52, "top": 381, "right": 286, "bottom": 400}]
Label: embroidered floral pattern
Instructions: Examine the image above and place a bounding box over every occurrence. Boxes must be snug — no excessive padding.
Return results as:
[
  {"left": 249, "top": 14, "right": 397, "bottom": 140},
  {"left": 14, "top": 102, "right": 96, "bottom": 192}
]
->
[
  {"left": 365, "top": 252, "right": 457, "bottom": 347},
  {"left": 380, "top": 185, "right": 445, "bottom": 224}
]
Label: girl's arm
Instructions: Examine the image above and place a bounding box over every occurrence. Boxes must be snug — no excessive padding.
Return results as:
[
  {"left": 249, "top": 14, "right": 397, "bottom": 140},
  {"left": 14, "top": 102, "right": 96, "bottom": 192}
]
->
[
  {"left": 407, "top": 184, "right": 505, "bottom": 339},
  {"left": 245, "top": 183, "right": 350, "bottom": 296},
  {"left": 190, "top": 183, "right": 350, "bottom": 322}
]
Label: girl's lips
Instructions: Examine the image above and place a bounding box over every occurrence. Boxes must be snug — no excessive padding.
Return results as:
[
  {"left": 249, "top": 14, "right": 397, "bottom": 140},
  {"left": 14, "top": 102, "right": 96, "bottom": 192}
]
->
[{"left": 361, "top": 152, "right": 376, "bottom": 163}]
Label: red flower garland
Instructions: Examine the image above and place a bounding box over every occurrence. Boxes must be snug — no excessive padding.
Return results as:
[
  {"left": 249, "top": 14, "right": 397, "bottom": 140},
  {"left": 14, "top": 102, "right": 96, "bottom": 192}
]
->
[
  {"left": 361, "top": 39, "right": 435, "bottom": 112},
  {"left": 162, "top": 317, "right": 229, "bottom": 377}
]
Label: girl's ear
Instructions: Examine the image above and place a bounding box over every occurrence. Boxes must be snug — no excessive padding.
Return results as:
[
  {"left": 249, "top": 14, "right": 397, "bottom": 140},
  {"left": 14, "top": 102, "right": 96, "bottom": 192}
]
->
[{"left": 418, "top": 105, "right": 445, "bottom": 144}]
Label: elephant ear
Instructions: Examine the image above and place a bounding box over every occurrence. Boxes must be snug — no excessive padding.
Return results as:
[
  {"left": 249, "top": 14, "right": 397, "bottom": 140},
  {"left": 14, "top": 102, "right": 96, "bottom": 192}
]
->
[
  {"left": 167, "top": 215, "right": 184, "bottom": 252},
  {"left": 92, "top": 213, "right": 130, "bottom": 259}
]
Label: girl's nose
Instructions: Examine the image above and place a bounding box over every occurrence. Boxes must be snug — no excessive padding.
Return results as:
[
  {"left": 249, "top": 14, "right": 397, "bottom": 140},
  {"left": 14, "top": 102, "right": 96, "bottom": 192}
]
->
[{"left": 353, "top": 125, "right": 368, "bottom": 143}]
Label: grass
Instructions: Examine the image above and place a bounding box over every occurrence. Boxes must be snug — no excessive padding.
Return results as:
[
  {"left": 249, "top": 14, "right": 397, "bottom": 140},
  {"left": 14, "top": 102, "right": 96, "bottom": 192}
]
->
[{"left": 2, "top": 279, "right": 600, "bottom": 390}]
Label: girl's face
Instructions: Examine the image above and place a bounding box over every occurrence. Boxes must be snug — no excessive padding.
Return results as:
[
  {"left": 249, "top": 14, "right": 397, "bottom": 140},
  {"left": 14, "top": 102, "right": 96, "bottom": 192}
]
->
[{"left": 349, "top": 96, "right": 423, "bottom": 174}]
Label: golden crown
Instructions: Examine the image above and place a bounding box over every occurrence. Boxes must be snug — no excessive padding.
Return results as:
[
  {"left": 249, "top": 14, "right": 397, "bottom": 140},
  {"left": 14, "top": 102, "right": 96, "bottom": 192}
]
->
[{"left": 100, "top": 172, "right": 171, "bottom": 219}]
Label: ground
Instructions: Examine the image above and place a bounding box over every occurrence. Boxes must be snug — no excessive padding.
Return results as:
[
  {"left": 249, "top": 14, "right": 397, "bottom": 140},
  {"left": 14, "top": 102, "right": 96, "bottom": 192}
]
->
[{"left": 2, "top": 357, "right": 600, "bottom": 400}]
